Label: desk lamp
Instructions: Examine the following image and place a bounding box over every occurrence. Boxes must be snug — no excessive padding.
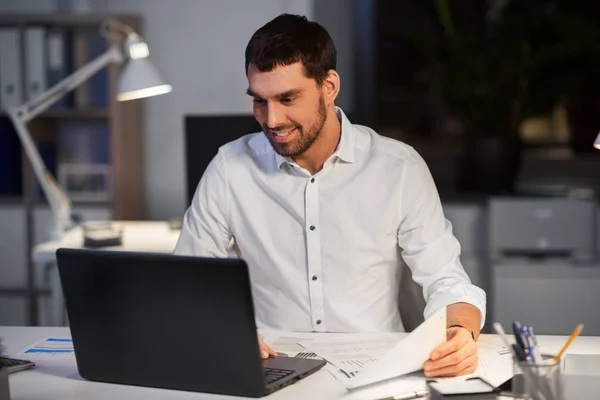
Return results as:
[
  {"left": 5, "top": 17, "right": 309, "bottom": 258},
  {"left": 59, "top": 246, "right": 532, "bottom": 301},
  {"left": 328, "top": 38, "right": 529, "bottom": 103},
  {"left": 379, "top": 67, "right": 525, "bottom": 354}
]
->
[
  {"left": 6, "top": 19, "right": 171, "bottom": 240},
  {"left": 594, "top": 132, "right": 600, "bottom": 150}
]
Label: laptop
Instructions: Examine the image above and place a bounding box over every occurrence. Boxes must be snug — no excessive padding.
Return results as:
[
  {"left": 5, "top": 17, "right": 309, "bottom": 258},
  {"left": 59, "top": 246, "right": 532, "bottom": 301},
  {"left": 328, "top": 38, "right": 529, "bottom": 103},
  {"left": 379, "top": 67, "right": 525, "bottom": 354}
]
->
[{"left": 55, "top": 248, "right": 326, "bottom": 397}]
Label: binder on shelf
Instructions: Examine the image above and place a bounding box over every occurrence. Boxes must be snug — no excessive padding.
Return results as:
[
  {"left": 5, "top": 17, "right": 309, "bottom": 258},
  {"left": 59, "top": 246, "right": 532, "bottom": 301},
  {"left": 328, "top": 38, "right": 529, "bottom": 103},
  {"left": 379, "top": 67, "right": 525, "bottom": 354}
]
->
[
  {"left": 73, "top": 27, "right": 90, "bottom": 108},
  {"left": 0, "top": 28, "right": 24, "bottom": 110},
  {"left": 0, "top": 117, "right": 23, "bottom": 196},
  {"left": 58, "top": 120, "right": 110, "bottom": 164},
  {"left": 88, "top": 30, "right": 108, "bottom": 107},
  {"left": 72, "top": 28, "right": 109, "bottom": 108},
  {"left": 32, "top": 141, "right": 57, "bottom": 201},
  {"left": 46, "top": 27, "right": 73, "bottom": 109},
  {"left": 25, "top": 27, "right": 47, "bottom": 101},
  {"left": 57, "top": 121, "right": 111, "bottom": 202}
]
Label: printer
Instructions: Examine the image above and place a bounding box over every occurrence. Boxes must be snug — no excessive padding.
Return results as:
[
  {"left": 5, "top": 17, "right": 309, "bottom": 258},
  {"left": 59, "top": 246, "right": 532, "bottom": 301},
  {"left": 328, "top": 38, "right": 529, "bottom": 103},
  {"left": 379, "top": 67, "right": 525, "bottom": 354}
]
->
[{"left": 488, "top": 188, "right": 597, "bottom": 264}]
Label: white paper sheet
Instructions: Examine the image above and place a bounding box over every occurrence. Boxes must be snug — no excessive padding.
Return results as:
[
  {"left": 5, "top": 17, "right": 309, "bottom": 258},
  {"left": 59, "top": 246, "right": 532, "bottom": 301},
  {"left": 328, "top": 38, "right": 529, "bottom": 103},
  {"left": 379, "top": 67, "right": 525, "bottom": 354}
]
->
[
  {"left": 13, "top": 337, "right": 75, "bottom": 362},
  {"left": 347, "top": 306, "right": 447, "bottom": 388},
  {"left": 297, "top": 335, "right": 400, "bottom": 374},
  {"left": 298, "top": 307, "right": 447, "bottom": 389}
]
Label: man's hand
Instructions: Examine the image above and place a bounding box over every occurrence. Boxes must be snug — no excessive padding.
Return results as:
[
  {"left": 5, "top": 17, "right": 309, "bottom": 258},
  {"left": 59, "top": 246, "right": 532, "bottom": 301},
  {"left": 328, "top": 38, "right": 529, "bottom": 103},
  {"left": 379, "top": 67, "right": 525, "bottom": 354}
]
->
[
  {"left": 423, "top": 326, "right": 478, "bottom": 377},
  {"left": 257, "top": 332, "right": 278, "bottom": 359}
]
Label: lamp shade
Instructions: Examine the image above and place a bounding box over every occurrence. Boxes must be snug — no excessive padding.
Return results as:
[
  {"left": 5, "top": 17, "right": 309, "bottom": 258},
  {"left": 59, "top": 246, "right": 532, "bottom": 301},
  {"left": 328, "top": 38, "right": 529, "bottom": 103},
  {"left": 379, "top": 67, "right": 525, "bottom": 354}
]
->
[
  {"left": 117, "top": 58, "right": 172, "bottom": 101},
  {"left": 594, "top": 132, "right": 600, "bottom": 150},
  {"left": 116, "top": 34, "right": 171, "bottom": 102}
]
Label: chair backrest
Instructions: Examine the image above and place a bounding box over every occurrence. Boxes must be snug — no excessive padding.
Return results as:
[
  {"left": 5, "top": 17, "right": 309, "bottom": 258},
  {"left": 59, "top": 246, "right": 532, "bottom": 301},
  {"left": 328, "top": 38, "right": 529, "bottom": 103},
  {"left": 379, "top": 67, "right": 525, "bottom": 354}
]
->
[{"left": 398, "top": 260, "right": 426, "bottom": 331}]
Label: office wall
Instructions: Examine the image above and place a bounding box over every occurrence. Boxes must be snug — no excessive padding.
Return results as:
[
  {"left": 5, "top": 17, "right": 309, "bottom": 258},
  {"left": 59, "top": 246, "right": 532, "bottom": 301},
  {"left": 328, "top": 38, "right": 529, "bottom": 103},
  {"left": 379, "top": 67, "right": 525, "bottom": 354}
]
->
[{"left": 84, "top": 0, "right": 315, "bottom": 219}]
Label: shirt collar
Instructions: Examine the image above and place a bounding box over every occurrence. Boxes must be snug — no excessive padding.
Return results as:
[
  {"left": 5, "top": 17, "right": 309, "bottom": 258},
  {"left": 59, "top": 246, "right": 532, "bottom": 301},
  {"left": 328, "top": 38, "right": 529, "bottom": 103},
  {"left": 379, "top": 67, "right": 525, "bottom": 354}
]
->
[{"left": 275, "top": 106, "right": 355, "bottom": 169}]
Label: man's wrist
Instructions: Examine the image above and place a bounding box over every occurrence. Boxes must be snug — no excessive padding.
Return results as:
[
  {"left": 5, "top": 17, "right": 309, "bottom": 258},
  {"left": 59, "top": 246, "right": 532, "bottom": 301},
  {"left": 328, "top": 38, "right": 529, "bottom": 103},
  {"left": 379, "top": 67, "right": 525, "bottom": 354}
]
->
[{"left": 448, "top": 324, "right": 475, "bottom": 341}]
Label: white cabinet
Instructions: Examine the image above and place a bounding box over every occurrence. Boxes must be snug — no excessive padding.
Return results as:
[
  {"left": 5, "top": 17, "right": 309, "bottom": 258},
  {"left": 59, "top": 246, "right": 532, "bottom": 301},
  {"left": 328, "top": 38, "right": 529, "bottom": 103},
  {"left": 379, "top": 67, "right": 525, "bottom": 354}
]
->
[
  {"left": 492, "top": 260, "right": 600, "bottom": 335},
  {"left": 0, "top": 203, "right": 111, "bottom": 325}
]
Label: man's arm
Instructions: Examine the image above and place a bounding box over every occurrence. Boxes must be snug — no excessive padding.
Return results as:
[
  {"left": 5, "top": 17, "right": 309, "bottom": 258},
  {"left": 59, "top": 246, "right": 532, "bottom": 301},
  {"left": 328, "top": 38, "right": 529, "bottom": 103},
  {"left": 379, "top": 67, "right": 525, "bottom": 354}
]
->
[
  {"left": 172, "top": 150, "right": 276, "bottom": 359},
  {"left": 447, "top": 302, "right": 481, "bottom": 340},
  {"left": 396, "top": 150, "right": 486, "bottom": 377},
  {"left": 173, "top": 150, "right": 232, "bottom": 257}
]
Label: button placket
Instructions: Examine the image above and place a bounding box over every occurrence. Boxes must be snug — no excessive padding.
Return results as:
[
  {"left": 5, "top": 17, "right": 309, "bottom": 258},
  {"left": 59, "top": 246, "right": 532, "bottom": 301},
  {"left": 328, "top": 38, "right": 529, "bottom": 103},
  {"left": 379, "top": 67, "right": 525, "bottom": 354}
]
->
[{"left": 304, "top": 175, "right": 325, "bottom": 331}]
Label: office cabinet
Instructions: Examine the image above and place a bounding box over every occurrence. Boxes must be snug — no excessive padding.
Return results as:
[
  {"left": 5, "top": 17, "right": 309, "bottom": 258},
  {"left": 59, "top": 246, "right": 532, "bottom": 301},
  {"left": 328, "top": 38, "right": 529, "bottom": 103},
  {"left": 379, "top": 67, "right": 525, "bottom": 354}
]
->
[{"left": 492, "top": 260, "right": 600, "bottom": 335}]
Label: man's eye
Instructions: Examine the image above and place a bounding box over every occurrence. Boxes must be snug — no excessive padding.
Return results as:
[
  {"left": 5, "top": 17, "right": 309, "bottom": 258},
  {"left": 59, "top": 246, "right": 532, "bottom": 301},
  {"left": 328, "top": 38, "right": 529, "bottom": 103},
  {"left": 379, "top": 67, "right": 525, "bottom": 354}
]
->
[
  {"left": 281, "top": 98, "right": 293, "bottom": 104},
  {"left": 253, "top": 98, "right": 266, "bottom": 105}
]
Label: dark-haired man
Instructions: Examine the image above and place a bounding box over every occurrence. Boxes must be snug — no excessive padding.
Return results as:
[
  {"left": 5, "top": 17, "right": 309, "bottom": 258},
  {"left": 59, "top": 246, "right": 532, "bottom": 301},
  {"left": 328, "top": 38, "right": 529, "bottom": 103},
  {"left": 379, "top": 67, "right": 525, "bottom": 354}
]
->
[{"left": 175, "top": 14, "right": 486, "bottom": 378}]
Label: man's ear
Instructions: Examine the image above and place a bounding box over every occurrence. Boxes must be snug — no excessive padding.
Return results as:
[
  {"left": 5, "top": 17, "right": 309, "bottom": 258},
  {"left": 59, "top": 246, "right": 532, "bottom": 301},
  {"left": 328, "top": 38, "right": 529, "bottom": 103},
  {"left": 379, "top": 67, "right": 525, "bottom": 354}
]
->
[{"left": 322, "top": 69, "right": 340, "bottom": 106}]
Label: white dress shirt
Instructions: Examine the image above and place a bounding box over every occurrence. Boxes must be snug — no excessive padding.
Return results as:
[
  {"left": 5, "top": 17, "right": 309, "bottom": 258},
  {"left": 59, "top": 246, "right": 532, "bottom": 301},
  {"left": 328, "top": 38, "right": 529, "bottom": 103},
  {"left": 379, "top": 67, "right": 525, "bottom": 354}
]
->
[{"left": 174, "top": 107, "right": 486, "bottom": 332}]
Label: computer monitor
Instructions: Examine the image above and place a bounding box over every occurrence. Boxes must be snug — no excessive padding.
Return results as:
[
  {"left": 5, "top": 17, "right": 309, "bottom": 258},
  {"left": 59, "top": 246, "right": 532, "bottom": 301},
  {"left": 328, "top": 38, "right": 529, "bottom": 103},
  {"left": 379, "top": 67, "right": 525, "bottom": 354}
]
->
[{"left": 184, "top": 115, "right": 261, "bottom": 206}]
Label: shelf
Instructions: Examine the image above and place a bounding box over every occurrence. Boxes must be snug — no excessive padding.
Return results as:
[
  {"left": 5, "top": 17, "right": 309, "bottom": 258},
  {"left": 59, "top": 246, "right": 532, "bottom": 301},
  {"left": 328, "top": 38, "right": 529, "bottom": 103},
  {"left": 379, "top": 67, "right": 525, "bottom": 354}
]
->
[
  {"left": 1, "top": 108, "right": 109, "bottom": 120},
  {"left": 0, "top": 197, "right": 112, "bottom": 207},
  {"left": 0, "top": 13, "right": 140, "bottom": 27},
  {"left": 39, "top": 108, "right": 110, "bottom": 119}
]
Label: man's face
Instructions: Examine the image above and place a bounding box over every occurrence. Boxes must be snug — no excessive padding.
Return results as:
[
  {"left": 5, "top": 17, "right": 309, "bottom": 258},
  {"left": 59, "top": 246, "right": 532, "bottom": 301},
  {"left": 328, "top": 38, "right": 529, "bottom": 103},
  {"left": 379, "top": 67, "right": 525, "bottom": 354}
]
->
[{"left": 247, "top": 62, "right": 327, "bottom": 158}]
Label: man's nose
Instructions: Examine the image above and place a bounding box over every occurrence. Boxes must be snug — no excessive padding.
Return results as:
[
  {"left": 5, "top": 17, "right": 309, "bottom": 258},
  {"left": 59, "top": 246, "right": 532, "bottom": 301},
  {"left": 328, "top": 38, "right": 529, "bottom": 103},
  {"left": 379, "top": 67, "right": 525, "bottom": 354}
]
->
[{"left": 266, "top": 103, "right": 284, "bottom": 129}]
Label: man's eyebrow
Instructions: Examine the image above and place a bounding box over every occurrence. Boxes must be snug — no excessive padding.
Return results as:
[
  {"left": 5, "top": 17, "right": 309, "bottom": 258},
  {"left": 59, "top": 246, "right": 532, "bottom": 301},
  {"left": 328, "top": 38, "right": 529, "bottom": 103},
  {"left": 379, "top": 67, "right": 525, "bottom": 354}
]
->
[
  {"left": 245, "top": 88, "right": 303, "bottom": 99},
  {"left": 246, "top": 88, "right": 260, "bottom": 98},
  {"left": 275, "top": 89, "right": 302, "bottom": 99}
]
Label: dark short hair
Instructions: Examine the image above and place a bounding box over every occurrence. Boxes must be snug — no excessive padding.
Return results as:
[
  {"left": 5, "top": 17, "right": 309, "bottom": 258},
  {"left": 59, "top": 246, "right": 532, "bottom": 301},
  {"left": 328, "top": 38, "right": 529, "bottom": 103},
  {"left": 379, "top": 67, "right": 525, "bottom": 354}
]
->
[{"left": 245, "top": 14, "right": 337, "bottom": 85}]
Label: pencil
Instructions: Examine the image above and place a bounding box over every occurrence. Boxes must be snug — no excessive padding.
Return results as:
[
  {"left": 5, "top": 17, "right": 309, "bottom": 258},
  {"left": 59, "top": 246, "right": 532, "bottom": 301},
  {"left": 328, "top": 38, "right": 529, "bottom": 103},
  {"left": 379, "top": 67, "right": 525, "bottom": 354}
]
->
[{"left": 545, "top": 323, "right": 583, "bottom": 376}]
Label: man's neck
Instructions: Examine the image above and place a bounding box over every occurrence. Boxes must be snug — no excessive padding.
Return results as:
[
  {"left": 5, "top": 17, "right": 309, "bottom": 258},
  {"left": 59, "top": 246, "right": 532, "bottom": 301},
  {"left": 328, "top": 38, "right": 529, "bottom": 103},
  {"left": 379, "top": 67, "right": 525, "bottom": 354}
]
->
[{"left": 292, "top": 107, "right": 341, "bottom": 175}]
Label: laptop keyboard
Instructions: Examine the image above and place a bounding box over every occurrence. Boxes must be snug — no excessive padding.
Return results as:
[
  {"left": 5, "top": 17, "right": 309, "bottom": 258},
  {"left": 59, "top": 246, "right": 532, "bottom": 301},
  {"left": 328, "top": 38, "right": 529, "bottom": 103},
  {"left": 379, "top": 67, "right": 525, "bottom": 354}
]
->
[{"left": 264, "top": 368, "right": 294, "bottom": 385}]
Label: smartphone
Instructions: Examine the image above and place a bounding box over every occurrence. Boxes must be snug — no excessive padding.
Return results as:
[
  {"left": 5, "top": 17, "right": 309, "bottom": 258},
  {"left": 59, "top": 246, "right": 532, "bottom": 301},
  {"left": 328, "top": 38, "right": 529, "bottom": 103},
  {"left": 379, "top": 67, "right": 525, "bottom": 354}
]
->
[{"left": 0, "top": 357, "right": 36, "bottom": 374}]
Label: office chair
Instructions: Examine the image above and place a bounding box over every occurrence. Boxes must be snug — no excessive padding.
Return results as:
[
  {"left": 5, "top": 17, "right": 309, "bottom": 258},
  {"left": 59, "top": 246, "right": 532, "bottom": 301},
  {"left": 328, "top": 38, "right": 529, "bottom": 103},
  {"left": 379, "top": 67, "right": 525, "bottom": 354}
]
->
[{"left": 398, "top": 261, "right": 426, "bottom": 332}]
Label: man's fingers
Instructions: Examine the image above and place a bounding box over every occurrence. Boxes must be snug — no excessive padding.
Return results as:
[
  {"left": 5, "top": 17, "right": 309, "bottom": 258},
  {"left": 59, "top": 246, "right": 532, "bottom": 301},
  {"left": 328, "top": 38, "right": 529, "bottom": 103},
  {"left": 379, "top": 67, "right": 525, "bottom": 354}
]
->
[
  {"left": 257, "top": 333, "right": 278, "bottom": 359},
  {"left": 425, "top": 341, "right": 475, "bottom": 371},
  {"left": 430, "top": 332, "right": 469, "bottom": 360},
  {"left": 424, "top": 352, "right": 478, "bottom": 377},
  {"left": 263, "top": 342, "right": 278, "bottom": 357}
]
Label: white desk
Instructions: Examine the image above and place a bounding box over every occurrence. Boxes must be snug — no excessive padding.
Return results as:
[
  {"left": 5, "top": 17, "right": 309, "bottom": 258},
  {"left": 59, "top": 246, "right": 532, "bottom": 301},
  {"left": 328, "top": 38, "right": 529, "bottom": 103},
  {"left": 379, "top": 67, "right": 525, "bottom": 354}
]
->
[
  {"left": 33, "top": 221, "right": 181, "bottom": 326},
  {"left": 1, "top": 327, "right": 600, "bottom": 400}
]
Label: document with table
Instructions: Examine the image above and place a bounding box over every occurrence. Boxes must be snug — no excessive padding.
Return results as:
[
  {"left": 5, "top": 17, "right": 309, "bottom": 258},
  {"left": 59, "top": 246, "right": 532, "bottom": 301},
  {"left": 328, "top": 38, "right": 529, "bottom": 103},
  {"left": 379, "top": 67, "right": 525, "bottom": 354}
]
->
[{"left": 265, "top": 307, "right": 514, "bottom": 399}]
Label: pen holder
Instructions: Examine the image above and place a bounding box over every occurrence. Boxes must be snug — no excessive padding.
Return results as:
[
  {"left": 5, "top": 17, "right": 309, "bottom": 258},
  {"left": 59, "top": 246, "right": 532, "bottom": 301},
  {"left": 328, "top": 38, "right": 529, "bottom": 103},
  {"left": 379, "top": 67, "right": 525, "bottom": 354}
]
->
[{"left": 512, "top": 359, "right": 563, "bottom": 400}]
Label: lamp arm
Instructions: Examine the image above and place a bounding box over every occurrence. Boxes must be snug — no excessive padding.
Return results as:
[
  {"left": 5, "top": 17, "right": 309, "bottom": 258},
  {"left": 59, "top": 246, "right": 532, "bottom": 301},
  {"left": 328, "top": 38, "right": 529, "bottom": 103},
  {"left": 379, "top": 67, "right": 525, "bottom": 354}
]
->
[
  {"left": 7, "top": 45, "right": 123, "bottom": 239},
  {"left": 14, "top": 45, "right": 123, "bottom": 123}
]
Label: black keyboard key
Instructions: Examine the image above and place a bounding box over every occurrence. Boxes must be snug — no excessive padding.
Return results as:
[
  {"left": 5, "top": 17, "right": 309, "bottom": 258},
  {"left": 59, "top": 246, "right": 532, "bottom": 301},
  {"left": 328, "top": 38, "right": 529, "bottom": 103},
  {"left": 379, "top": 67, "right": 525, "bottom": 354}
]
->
[{"left": 263, "top": 368, "right": 294, "bottom": 384}]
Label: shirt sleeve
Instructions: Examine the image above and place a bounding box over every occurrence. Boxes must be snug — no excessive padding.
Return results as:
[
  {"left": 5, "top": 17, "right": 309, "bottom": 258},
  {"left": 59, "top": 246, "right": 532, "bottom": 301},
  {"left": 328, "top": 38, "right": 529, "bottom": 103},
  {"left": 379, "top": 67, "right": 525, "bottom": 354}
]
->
[
  {"left": 397, "top": 150, "right": 487, "bottom": 329},
  {"left": 173, "top": 150, "right": 232, "bottom": 257}
]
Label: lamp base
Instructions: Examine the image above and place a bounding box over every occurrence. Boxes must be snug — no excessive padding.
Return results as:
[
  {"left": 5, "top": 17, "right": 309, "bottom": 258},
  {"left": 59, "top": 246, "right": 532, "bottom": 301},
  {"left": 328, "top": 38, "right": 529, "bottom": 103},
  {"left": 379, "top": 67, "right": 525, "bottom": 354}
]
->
[{"left": 82, "top": 221, "right": 123, "bottom": 248}]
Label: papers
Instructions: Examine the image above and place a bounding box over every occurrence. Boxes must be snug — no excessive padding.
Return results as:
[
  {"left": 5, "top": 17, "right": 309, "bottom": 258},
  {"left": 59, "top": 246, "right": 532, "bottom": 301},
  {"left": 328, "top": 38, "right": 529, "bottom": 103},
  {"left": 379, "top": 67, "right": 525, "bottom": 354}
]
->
[
  {"left": 297, "top": 335, "right": 400, "bottom": 376},
  {"left": 299, "top": 307, "right": 447, "bottom": 389},
  {"left": 347, "top": 306, "right": 446, "bottom": 388},
  {"left": 475, "top": 351, "right": 514, "bottom": 387},
  {"left": 13, "top": 337, "right": 75, "bottom": 362}
]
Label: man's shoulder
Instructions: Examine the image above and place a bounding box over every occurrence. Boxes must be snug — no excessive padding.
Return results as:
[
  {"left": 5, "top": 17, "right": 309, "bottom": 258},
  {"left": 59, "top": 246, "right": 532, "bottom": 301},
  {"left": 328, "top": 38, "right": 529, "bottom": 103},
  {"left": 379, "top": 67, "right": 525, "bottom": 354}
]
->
[
  {"left": 352, "top": 123, "right": 420, "bottom": 164},
  {"left": 217, "top": 131, "right": 270, "bottom": 161}
]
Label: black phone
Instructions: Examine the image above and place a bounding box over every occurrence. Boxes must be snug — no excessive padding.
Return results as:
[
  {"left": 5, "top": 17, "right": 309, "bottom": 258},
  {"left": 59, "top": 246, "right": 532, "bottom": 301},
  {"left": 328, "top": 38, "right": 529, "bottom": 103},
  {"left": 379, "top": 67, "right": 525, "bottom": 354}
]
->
[{"left": 0, "top": 357, "right": 36, "bottom": 374}]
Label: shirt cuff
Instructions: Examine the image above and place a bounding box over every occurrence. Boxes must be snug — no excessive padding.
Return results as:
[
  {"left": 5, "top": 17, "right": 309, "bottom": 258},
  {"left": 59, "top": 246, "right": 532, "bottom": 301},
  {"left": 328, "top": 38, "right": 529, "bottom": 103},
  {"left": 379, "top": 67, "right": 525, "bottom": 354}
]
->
[{"left": 423, "top": 284, "right": 487, "bottom": 330}]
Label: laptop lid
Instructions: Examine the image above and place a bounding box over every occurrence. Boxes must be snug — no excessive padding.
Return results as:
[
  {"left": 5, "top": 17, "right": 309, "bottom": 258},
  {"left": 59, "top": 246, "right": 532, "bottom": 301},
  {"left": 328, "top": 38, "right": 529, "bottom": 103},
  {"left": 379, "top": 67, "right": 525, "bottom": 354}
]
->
[{"left": 56, "top": 248, "right": 311, "bottom": 397}]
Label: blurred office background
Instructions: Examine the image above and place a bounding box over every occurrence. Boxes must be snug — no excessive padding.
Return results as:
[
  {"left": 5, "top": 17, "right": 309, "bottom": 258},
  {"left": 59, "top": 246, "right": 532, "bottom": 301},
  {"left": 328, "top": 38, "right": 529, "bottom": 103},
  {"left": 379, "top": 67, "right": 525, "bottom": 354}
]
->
[{"left": 0, "top": 0, "right": 599, "bottom": 335}]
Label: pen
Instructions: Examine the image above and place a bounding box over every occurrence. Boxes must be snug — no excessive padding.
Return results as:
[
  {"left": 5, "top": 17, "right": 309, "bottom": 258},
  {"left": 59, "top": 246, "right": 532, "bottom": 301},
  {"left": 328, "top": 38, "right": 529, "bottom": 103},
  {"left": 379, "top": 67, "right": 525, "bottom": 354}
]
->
[
  {"left": 493, "top": 322, "right": 520, "bottom": 361},
  {"left": 521, "top": 326, "right": 536, "bottom": 363},
  {"left": 375, "top": 390, "right": 428, "bottom": 400},
  {"left": 527, "top": 326, "right": 544, "bottom": 363},
  {"left": 512, "top": 321, "right": 527, "bottom": 357}
]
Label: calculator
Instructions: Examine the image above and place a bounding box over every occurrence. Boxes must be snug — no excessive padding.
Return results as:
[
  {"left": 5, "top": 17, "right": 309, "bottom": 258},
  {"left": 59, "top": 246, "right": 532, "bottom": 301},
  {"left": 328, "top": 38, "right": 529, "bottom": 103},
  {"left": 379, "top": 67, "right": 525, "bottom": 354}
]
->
[{"left": 0, "top": 357, "right": 36, "bottom": 374}]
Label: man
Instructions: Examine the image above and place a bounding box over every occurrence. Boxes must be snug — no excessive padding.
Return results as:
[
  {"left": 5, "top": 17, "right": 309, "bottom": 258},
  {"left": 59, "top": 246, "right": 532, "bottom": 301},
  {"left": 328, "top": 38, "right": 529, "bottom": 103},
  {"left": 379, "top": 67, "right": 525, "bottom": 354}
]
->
[{"left": 174, "top": 14, "right": 486, "bottom": 378}]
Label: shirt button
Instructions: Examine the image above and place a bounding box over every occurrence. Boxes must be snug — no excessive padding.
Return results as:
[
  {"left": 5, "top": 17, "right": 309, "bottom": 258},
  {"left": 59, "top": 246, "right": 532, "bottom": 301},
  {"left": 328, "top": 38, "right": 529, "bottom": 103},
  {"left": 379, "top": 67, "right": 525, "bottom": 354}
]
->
[
  {"left": 312, "top": 275, "right": 317, "bottom": 281},
  {"left": 316, "top": 320, "right": 322, "bottom": 325},
  {"left": 310, "top": 178, "right": 315, "bottom": 183},
  {"left": 309, "top": 225, "right": 315, "bottom": 231}
]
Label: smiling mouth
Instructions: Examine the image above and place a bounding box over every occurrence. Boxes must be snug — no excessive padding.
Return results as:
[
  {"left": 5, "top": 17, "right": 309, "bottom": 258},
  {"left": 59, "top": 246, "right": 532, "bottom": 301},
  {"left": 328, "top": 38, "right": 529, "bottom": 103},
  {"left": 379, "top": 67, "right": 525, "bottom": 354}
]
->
[{"left": 270, "top": 127, "right": 297, "bottom": 143}]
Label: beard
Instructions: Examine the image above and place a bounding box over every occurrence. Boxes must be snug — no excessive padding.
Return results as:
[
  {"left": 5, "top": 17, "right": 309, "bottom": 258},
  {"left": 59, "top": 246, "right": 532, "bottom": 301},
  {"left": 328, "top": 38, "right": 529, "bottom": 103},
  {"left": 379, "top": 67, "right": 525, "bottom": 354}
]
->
[{"left": 263, "top": 95, "right": 327, "bottom": 158}]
